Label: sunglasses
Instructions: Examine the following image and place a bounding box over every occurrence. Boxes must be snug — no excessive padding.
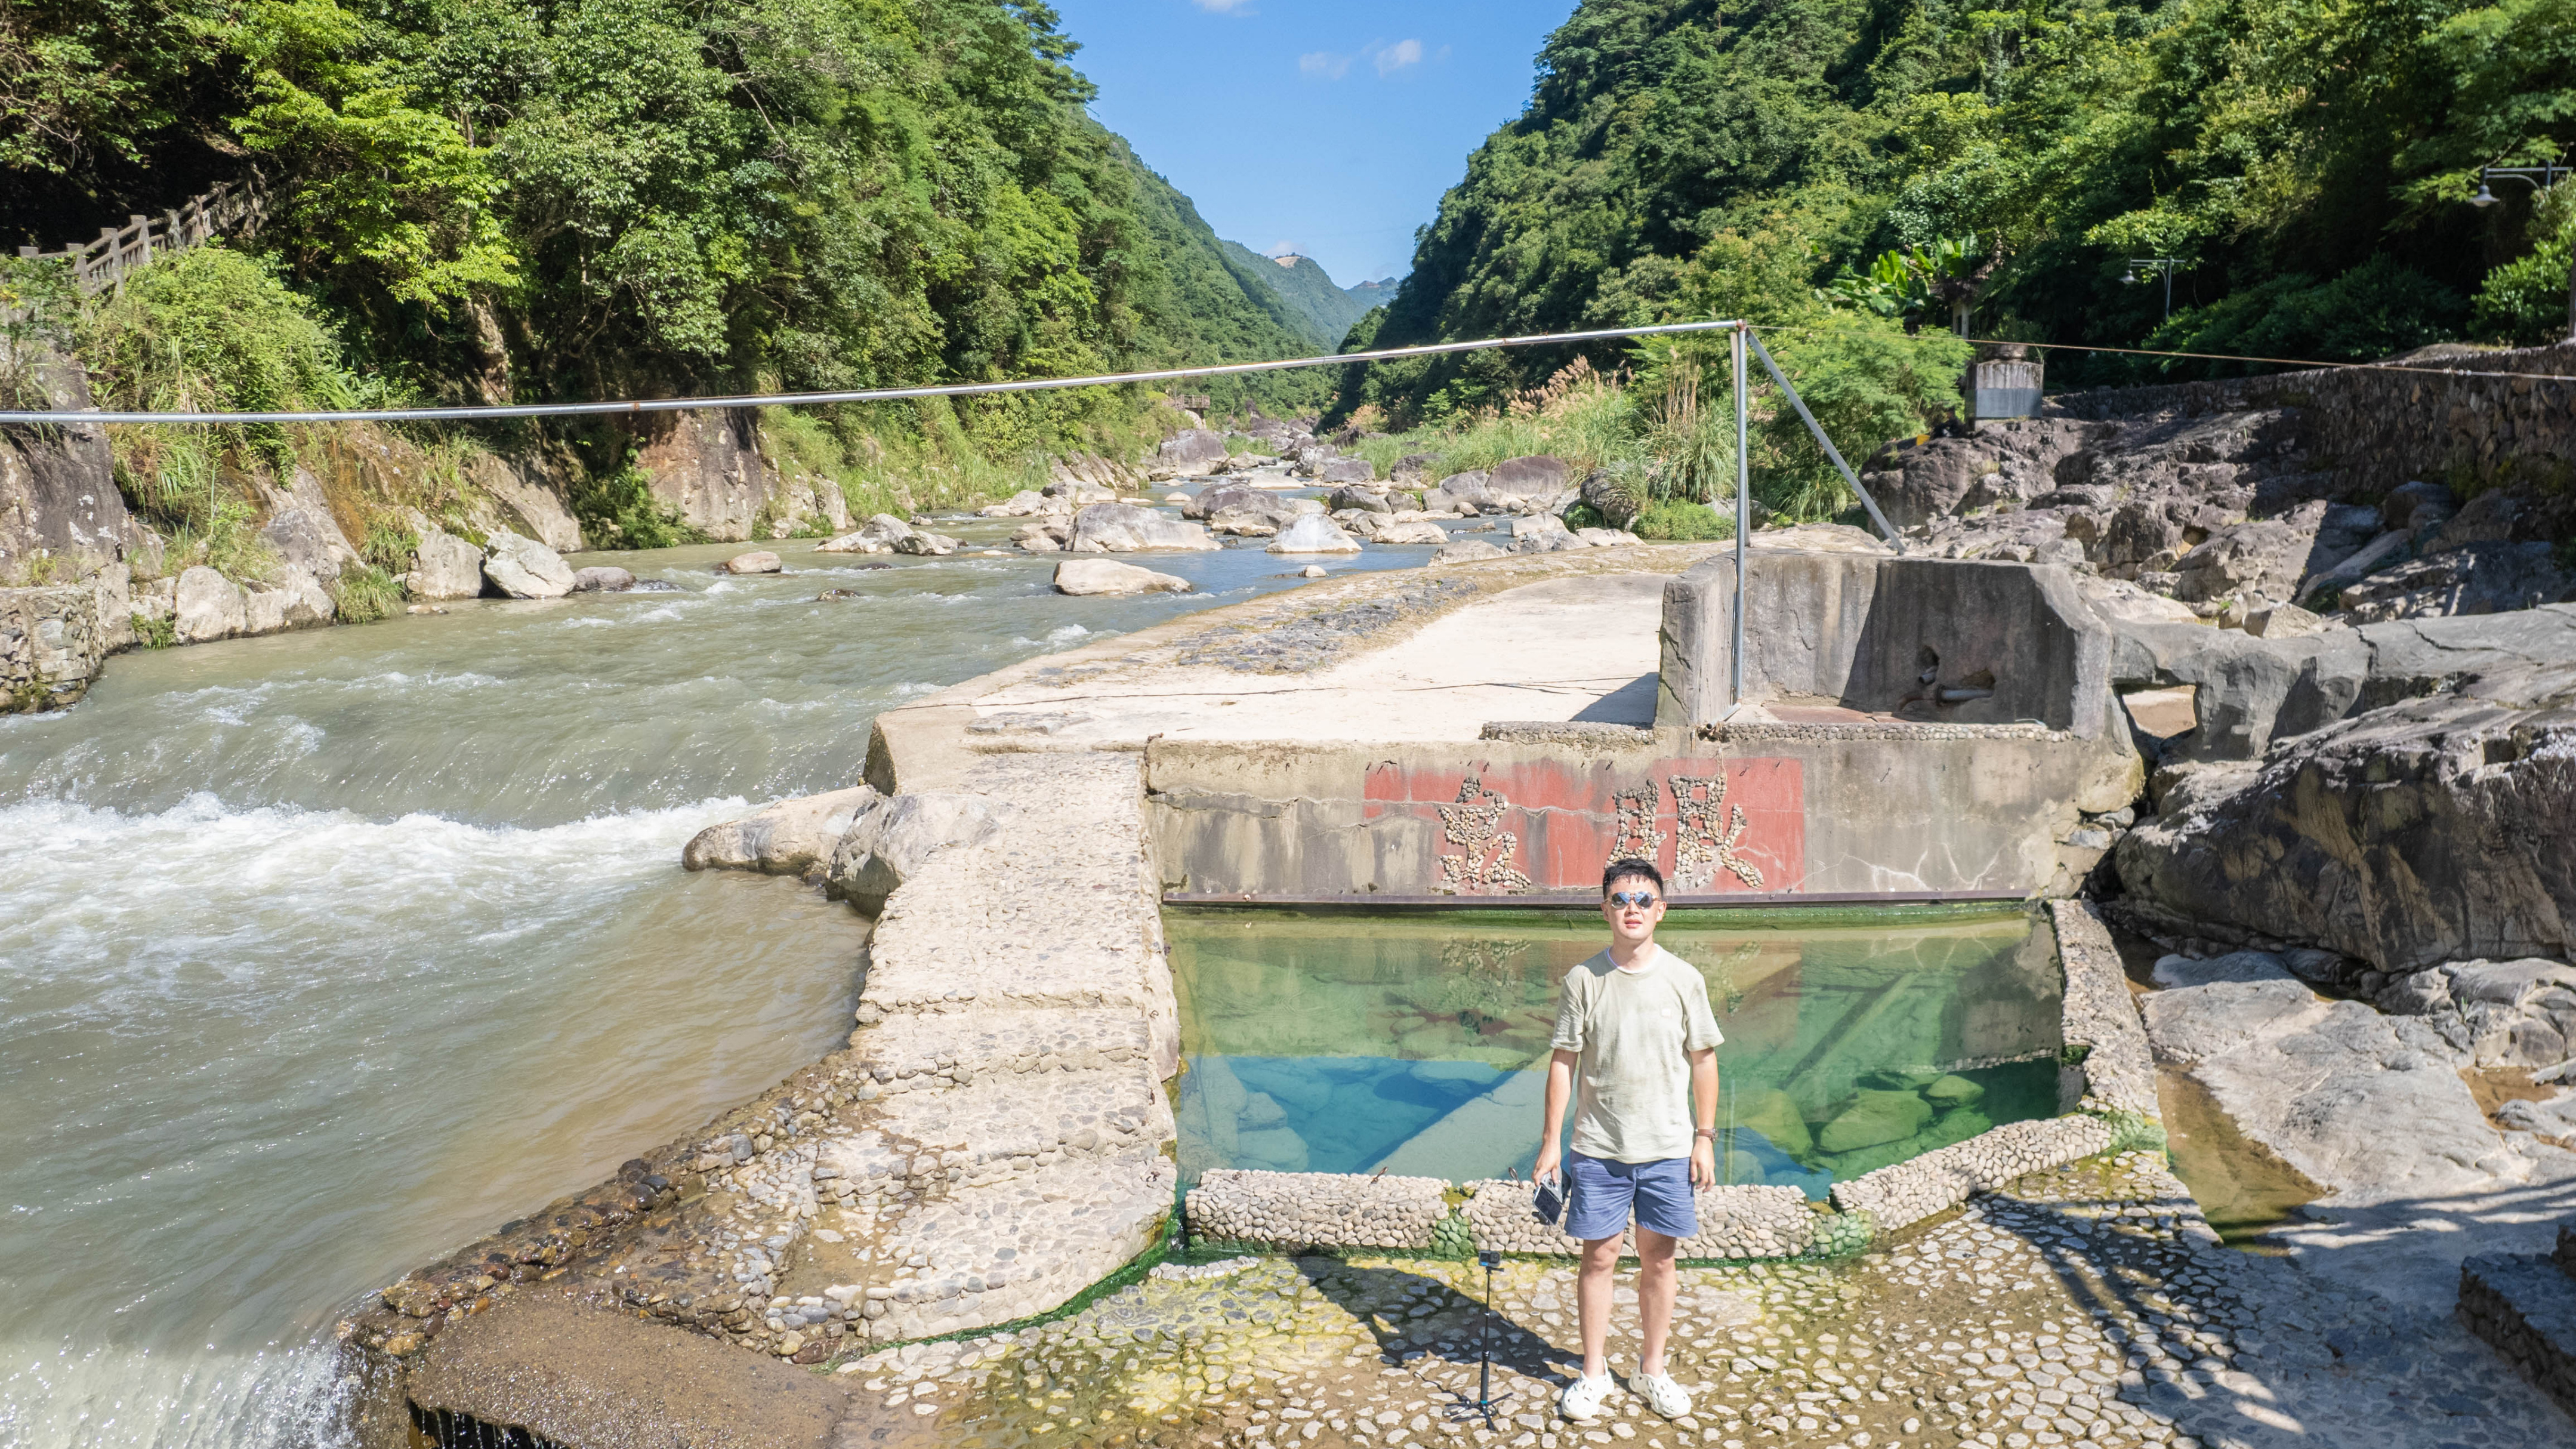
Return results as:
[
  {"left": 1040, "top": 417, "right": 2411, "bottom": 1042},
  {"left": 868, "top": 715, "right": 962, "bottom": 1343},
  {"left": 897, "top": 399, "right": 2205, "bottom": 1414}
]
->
[{"left": 1607, "top": 890, "right": 1661, "bottom": 908}]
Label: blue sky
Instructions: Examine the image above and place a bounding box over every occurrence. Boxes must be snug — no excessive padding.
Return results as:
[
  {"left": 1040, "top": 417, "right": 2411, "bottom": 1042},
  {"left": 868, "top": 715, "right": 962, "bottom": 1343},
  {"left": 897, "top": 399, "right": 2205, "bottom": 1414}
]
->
[{"left": 1050, "top": 1, "right": 1579, "bottom": 289}]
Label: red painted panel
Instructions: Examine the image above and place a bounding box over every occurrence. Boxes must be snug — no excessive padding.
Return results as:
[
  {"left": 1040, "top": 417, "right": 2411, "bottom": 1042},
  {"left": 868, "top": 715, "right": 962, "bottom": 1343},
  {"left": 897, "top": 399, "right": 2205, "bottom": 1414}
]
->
[{"left": 1361, "top": 756, "right": 1807, "bottom": 895}]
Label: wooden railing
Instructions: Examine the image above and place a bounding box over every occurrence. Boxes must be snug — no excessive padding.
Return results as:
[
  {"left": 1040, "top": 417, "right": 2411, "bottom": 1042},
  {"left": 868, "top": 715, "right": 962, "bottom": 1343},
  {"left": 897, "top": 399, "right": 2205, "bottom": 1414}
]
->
[{"left": 14, "top": 177, "right": 267, "bottom": 295}]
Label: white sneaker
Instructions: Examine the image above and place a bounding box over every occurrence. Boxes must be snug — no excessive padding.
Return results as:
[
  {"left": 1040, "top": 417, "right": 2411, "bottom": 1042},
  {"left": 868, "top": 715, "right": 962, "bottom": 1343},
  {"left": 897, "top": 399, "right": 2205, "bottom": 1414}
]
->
[
  {"left": 1633, "top": 1370, "right": 1692, "bottom": 1419},
  {"left": 1557, "top": 1372, "right": 1614, "bottom": 1421}
]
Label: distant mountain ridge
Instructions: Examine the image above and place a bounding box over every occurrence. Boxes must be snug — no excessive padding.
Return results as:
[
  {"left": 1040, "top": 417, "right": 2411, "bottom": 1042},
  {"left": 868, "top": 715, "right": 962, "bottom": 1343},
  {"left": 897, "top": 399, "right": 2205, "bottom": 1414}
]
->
[{"left": 1220, "top": 241, "right": 1398, "bottom": 352}]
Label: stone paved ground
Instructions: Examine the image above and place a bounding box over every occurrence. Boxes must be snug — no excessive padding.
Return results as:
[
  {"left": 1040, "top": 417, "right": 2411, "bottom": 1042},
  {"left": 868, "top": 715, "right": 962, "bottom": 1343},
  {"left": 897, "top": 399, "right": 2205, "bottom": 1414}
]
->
[{"left": 827, "top": 1152, "right": 2574, "bottom": 1449}]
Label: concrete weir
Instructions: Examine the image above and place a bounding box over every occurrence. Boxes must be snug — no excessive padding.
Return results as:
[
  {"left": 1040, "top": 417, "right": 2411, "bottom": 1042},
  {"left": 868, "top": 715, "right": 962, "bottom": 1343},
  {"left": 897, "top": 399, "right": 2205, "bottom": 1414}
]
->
[{"left": 348, "top": 542, "right": 2162, "bottom": 1445}]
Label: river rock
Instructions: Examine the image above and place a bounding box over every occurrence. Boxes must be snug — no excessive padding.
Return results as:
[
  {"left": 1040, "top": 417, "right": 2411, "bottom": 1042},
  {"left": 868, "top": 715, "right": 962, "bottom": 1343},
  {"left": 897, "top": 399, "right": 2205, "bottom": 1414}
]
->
[
  {"left": 172, "top": 565, "right": 246, "bottom": 642},
  {"left": 2170, "top": 500, "right": 2377, "bottom": 605},
  {"left": 1510, "top": 514, "right": 1582, "bottom": 552},
  {"left": 1265, "top": 516, "right": 1359, "bottom": 554},
  {"left": 242, "top": 568, "right": 335, "bottom": 634},
  {"left": 1011, "top": 521, "right": 1066, "bottom": 553},
  {"left": 260, "top": 499, "right": 357, "bottom": 584},
  {"left": 2381, "top": 479, "right": 2460, "bottom": 533},
  {"left": 721, "top": 550, "right": 783, "bottom": 574},
  {"left": 1578, "top": 468, "right": 1643, "bottom": 530},
  {"left": 825, "top": 791, "right": 1004, "bottom": 914},
  {"left": 1067, "top": 503, "right": 1218, "bottom": 553},
  {"left": 482, "top": 531, "right": 575, "bottom": 599},
  {"left": 1053, "top": 559, "right": 1192, "bottom": 596},
  {"left": 977, "top": 490, "right": 1051, "bottom": 518},
  {"left": 1180, "top": 484, "right": 1263, "bottom": 520},
  {"left": 1312, "top": 457, "right": 1375, "bottom": 485},
  {"left": 683, "top": 786, "right": 881, "bottom": 877},
  {"left": 816, "top": 514, "right": 914, "bottom": 554},
  {"left": 1328, "top": 485, "right": 1393, "bottom": 514},
  {"left": 572, "top": 566, "right": 636, "bottom": 593},
  {"left": 2244, "top": 601, "right": 2326, "bottom": 637},
  {"left": 2373, "top": 958, "right": 2576, "bottom": 1068},
  {"left": 1371, "top": 521, "right": 1450, "bottom": 546},
  {"left": 1152, "top": 429, "right": 1230, "bottom": 479},
  {"left": 409, "top": 529, "right": 485, "bottom": 600},
  {"left": 1817, "top": 1090, "right": 1933, "bottom": 1153},
  {"left": 891, "top": 528, "right": 957, "bottom": 556},
  {"left": 1432, "top": 539, "right": 1508, "bottom": 564}
]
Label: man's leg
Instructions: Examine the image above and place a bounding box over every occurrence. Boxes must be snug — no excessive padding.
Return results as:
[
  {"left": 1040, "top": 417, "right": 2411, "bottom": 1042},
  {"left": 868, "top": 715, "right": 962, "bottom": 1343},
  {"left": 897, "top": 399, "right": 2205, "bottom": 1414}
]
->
[
  {"left": 1633, "top": 1228, "right": 1678, "bottom": 1376},
  {"left": 1577, "top": 1233, "right": 1621, "bottom": 1379}
]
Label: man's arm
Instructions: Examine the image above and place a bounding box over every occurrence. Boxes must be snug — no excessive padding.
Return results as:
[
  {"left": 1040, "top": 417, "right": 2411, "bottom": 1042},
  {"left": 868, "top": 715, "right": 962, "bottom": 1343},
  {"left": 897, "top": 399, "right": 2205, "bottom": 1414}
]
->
[
  {"left": 1688, "top": 1046, "right": 1719, "bottom": 1187},
  {"left": 1534, "top": 1048, "right": 1578, "bottom": 1183}
]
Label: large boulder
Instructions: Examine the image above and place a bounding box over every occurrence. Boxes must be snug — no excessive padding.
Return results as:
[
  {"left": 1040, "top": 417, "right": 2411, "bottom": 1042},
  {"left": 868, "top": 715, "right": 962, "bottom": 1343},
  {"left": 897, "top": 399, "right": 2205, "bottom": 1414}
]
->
[
  {"left": 1264, "top": 516, "right": 1360, "bottom": 554},
  {"left": 1152, "top": 429, "right": 1231, "bottom": 479},
  {"left": 258, "top": 470, "right": 361, "bottom": 584},
  {"left": 241, "top": 568, "right": 335, "bottom": 634},
  {"left": 1312, "top": 457, "right": 1376, "bottom": 485},
  {"left": 572, "top": 566, "right": 636, "bottom": 593},
  {"left": 2373, "top": 958, "right": 2576, "bottom": 1068},
  {"left": 1068, "top": 503, "right": 1218, "bottom": 553},
  {"left": 1423, "top": 471, "right": 1494, "bottom": 516},
  {"left": 721, "top": 550, "right": 783, "bottom": 575},
  {"left": 978, "top": 489, "right": 1052, "bottom": 519},
  {"left": 1486, "top": 455, "right": 1571, "bottom": 498},
  {"left": 481, "top": 531, "right": 576, "bottom": 599},
  {"left": 172, "top": 565, "right": 246, "bottom": 642},
  {"left": 2115, "top": 604, "right": 2576, "bottom": 971},
  {"left": 824, "top": 792, "right": 1003, "bottom": 914},
  {"left": 1371, "top": 521, "right": 1451, "bottom": 546},
  {"left": 891, "top": 528, "right": 957, "bottom": 556},
  {"left": 1389, "top": 453, "right": 1442, "bottom": 484},
  {"left": 1816, "top": 1090, "right": 1933, "bottom": 1153},
  {"left": 1578, "top": 468, "right": 1643, "bottom": 531},
  {"left": 1510, "top": 514, "right": 1583, "bottom": 553},
  {"left": 1053, "top": 559, "right": 1192, "bottom": 596},
  {"left": 1328, "top": 485, "right": 1394, "bottom": 514},
  {"left": 1181, "top": 484, "right": 1267, "bottom": 520},
  {"left": 683, "top": 786, "right": 880, "bottom": 877},
  {"left": 409, "top": 529, "right": 486, "bottom": 600}
]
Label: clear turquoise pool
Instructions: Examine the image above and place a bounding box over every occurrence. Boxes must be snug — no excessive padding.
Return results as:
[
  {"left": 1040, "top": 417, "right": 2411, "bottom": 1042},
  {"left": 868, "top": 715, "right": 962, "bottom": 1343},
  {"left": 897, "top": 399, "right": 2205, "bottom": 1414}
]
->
[{"left": 1168, "top": 907, "right": 2063, "bottom": 1197}]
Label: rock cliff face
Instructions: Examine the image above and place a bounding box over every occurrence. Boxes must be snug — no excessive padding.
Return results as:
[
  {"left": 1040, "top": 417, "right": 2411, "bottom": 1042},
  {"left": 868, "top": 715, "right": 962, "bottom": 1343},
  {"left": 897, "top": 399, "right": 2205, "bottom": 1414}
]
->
[
  {"left": 0, "top": 349, "right": 136, "bottom": 579},
  {"left": 0, "top": 584, "right": 105, "bottom": 711},
  {"left": 632, "top": 410, "right": 845, "bottom": 542}
]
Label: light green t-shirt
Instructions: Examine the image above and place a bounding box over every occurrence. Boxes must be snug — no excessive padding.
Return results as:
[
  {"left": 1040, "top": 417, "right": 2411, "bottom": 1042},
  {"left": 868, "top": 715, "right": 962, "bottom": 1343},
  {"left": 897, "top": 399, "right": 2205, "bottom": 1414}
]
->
[{"left": 1550, "top": 945, "right": 1723, "bottom": 1164}]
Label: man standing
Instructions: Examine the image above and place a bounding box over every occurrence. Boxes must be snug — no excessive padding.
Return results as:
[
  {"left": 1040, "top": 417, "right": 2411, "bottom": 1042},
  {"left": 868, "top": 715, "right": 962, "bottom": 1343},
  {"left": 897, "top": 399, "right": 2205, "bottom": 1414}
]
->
[{"left": 1532, "top": 857, "right": 1722, "bottom": 1422}]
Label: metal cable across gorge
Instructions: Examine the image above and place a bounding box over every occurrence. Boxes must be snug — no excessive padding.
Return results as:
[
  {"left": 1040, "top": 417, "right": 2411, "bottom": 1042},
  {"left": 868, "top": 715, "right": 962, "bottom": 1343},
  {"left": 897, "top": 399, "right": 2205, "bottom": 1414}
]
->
[{"left": 0, "top": 319, "right": 1751, "bottom": 426}]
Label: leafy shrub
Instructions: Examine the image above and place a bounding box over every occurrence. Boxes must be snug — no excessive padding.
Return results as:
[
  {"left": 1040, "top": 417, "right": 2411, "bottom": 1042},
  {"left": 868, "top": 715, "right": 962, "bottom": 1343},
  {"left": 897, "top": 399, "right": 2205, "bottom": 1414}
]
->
[
  {"left": 567, "top": 462, "right": 705, "bottom": 550},
  {"left": 135, "top": 612, "right": 177, "bottom": 649},
  {"left": 2472, "top": 184, "right": 2576, "bottom": 346},
  {"left": 360, "top": 520, "right": 419, "bottom": 574},
  {"left": 2148, "top": 257, "right": 2467, "bottom": 371},
  {"left": 328, "top": 563, "right": 405, "bottom": 623},
  {"left": 1634, "top": 498, "right": 1733, "bottom": 541}
]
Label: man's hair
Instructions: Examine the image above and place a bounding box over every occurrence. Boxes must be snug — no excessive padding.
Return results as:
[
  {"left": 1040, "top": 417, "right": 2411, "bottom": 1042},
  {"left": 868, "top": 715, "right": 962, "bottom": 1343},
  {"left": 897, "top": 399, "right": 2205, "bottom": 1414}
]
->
[{"left": 1602, "top": 857, "right": 1664, "bottom": 896}]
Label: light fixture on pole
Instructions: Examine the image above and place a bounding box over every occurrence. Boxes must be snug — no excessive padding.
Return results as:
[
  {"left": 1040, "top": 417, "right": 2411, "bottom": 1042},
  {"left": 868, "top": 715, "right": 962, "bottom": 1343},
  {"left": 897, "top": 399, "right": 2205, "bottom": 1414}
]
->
[
  {"left": 2469, "top": 162, "right": 2571, "bottom": 208},
  {"left": 2125, "top": 258, "right": 2180, "bottom": 321}
]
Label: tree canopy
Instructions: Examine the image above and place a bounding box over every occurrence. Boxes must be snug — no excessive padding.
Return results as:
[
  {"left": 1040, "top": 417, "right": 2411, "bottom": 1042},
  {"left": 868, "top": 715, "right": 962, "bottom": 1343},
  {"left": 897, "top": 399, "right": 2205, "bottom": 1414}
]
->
[{"left": 1338, "top": 0, "right": 2576, "bottom": 423}]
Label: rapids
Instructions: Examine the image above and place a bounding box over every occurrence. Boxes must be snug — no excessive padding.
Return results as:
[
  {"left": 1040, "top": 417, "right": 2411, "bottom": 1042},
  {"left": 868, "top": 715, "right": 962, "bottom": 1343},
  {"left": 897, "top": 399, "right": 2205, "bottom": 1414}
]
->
[{"left": 0, "top": 523, "right": 1426, "bottom": 1446}]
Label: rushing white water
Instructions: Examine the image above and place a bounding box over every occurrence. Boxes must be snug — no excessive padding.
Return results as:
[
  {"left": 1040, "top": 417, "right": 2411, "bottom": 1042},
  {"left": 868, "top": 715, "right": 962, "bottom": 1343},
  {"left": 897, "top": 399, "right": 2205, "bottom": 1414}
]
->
[{"left": 0, "top": 525, "right": 1429, "bottom": 1447}]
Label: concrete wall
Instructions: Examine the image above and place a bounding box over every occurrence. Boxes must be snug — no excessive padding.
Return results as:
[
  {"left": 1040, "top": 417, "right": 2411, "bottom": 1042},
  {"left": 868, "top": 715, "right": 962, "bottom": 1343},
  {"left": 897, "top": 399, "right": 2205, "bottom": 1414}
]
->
[
  {"left": 1655, "top": 551, "right": 2114, "bottom": 738},
  {"left": 1146, "top": 726, "right": 2141, "bottom": 900}
]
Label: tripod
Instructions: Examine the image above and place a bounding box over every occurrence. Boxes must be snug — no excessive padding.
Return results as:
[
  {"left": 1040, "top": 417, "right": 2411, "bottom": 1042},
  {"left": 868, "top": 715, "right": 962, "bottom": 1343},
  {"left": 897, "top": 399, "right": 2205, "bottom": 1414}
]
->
[{"left": 1472, "top": 1249, "right": 1512, "bottom": 1427}]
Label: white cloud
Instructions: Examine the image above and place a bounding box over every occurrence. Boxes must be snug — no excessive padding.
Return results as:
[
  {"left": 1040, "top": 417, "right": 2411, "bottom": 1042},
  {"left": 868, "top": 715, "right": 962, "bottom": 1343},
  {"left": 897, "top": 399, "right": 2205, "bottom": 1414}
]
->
[
  {"left": 1191, "top": 0, "right": 1256, "bottom": 12},
  {"left": 1298, "top": 51, "right": 1352, "bottom": 80},
  {"left": 1373, "top": 38, "right": 1423, "bottom": 75}
]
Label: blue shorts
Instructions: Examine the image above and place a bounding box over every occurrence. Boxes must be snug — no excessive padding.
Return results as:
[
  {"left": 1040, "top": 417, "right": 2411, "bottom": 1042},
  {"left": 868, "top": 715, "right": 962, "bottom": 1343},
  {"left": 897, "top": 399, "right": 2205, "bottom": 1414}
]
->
[{"left": 1565, "top": 1153, "right": 1698, "bottom": 1243}]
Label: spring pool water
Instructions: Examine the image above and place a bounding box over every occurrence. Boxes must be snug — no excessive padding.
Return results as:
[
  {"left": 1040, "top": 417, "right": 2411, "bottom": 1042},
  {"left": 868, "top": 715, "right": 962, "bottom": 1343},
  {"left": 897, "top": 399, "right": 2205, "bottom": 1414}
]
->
[{"left": 1168, "top": 907, "right": 2064, "bottom": 1196}]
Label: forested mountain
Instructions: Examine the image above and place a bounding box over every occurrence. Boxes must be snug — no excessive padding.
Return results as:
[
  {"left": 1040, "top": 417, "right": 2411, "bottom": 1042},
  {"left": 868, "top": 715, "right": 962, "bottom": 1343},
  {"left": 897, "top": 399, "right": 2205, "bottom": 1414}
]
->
[
  {"left": 1, "top": 0, "right": 1328, "bottom": 434},
  {"left": 1339, "top": 0, "right": 2576, "bottom": 422},
  {"left": 1217, "top": 242, "right": 1386, "bottom": 351}
]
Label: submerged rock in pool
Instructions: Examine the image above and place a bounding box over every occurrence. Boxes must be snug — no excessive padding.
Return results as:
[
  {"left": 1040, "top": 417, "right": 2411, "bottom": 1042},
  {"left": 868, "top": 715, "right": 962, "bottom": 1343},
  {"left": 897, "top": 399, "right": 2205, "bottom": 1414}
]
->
[
  {"left": 1818, "top": 1089, "right": 1934, "bottom": 1153},
  {"left": 1924, "top": 1074, "right": 1986, "bottom": 1105},
  {"left": 1732, "top": 1087, "right": 1815, "bottom": 1159},
  {"left": 1236, "top": 1124, "right": 1309, "bottom": 1171}
]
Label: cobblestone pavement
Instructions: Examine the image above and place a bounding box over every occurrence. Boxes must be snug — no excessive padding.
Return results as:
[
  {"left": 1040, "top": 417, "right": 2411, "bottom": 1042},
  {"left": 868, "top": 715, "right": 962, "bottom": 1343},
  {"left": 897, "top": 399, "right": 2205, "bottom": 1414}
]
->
[{"left": 828, "top": 1152, "right": 2574, "bottom": 1449}]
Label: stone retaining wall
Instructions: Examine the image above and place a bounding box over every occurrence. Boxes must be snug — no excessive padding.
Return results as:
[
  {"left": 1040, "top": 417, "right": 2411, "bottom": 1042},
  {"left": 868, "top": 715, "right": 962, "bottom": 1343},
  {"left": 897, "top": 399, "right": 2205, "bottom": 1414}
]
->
[
  {"left": 2049, "top": 899, "right": 2161, "bottom": 1118},
  {"left": 1827, "top": 1114, "right": 2118, "bottom": 1234},
  {"left": 2050, "top": 341, "right": 2576, "bottom": 494},
  {"left": 1460, "top": 1179, "right": 1817, "bottom": 1259},
  {"left": 2460, "top": 1243, "right": 2576, "bottom": 1416},
  {"left": 1186, "top": 1169, "right": 1454, "bottom": 1251},
  {"left": 1, "top": 582, "right": 103, "bottom": 712}
]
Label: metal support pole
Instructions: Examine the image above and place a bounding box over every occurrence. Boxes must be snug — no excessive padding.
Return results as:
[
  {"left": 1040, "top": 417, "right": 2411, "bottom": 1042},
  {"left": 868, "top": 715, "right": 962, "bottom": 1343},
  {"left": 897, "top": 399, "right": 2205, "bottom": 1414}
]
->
[
  {"left": 1729, "top": 322, "right": 1750, "bottom": 719},
  {"left": 1744, "top": 329, "right": 1907, "bottom": 554}
]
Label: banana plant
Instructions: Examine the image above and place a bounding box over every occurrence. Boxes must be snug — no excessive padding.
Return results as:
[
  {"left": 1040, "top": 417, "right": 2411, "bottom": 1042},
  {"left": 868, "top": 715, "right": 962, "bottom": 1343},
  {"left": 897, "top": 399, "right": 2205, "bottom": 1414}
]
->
[{"left": 1824, "top": 235, "right": 2003, "bottom": 335}]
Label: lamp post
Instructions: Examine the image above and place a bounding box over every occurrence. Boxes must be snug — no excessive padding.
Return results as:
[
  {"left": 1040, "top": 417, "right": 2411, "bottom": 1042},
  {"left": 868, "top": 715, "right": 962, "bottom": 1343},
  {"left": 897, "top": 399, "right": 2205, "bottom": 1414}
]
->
[
  {"left": 2124, "top": 258, "right": 2181, "bottom": 322},
  {"left": 2469, "top": 163, "right": 2576, "bottom": 341}
]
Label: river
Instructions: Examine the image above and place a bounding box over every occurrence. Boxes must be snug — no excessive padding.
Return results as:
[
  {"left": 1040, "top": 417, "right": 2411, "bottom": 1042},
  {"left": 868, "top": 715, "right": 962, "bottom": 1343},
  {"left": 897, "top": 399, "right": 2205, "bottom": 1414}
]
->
[{"left": 0, "top": 517, "right": 1429, "bottom": 1447}]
